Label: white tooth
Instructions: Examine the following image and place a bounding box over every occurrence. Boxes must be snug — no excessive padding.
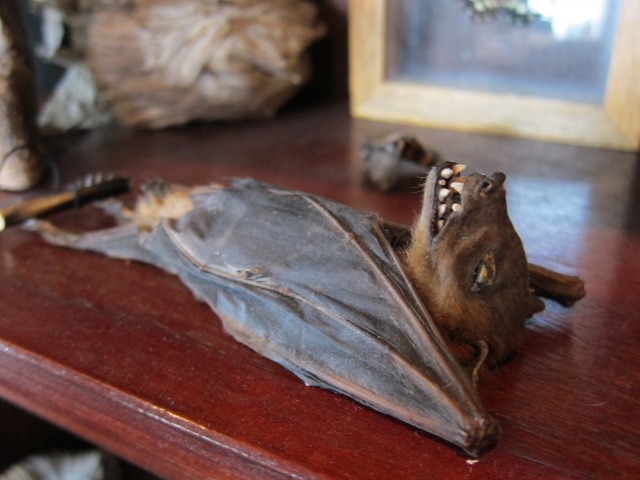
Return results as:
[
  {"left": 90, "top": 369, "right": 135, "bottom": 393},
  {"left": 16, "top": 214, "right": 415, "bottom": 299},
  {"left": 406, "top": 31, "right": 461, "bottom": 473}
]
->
[
  {"left": 438, "top": 188, "right": 450, "bottom": 201},
  {"left": 438, "top": 179, "right": 446, "bottom": 186},
  {"left": 452, "top": 164, "right": 467, "bottom": 175},
  {"left": 450, "top": 181, "right": 464, "bottom": 194},
  {"left": 437, "top": 219, "right": 445, "bottom": 230},
  {"left": 440, "top": 168, "right": 453, "bottom": 179},
  {"left": 451, "top": 203, "right": 462, "bottom": 212},
  {"left": 438, "top": 203, "right": 447, "bottom": 217}
]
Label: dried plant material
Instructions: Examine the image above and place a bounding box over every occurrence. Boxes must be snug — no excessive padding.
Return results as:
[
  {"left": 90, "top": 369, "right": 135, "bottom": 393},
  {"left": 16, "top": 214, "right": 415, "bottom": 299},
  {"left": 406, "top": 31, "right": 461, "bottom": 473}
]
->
[
  {"left": 31, "top": 0, "right": 324, "bottom": 129},
  {"left": 86, "top": 0, "right": 325, "bottom": 127},
  {"left": 0, "top": 0, "right": 45, "bottom": 191}
]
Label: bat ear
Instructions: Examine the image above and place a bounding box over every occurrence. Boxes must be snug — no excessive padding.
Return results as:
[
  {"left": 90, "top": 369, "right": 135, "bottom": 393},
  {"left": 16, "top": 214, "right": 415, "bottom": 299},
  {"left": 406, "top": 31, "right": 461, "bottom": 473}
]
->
[{"left": 528, "top": 294, "right": 546, "bottom": 317}]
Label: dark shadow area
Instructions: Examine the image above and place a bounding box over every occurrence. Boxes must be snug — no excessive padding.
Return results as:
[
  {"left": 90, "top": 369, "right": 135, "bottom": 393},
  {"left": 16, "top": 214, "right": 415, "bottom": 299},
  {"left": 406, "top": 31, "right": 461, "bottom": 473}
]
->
[{"left": 0, "top": 398, "right": 161, "bottom": 479}]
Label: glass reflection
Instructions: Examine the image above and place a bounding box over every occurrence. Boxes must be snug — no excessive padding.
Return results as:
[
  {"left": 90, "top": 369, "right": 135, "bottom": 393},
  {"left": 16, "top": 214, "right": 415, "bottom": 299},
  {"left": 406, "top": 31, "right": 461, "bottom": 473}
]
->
[
  {"left": 529, "top": 0, "right": 609, "bottom": 40},
  {"left": 387, "top": 0, "right": 621, "bottom": 104}
]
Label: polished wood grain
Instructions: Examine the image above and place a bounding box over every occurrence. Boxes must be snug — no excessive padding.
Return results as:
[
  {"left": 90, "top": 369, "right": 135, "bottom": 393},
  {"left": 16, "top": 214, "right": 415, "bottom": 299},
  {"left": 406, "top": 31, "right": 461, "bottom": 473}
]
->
[{"left": 0, "top": 103, "right": 638, "bottom": 479}]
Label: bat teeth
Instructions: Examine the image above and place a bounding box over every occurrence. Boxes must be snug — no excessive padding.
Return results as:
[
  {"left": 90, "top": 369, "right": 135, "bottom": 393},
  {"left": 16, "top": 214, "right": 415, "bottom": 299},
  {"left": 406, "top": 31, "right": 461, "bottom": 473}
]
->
[
  {"left": 452, "top": 164, "right": 467, "bottom": 175},
  {"left": 440, "top": 168, "right": 453, "bottom": 179},
  {"left": 435, "top": 166, "right": 466, "bottom": 234},
  {"left": 450, "top": 181, "right": 464, "bottom": 194},
  {"left": 438, "top": 188, "right": 451, "bottom": 201},
  {"left": 438, "top": 203, "right": 447, "bottom": 217}
]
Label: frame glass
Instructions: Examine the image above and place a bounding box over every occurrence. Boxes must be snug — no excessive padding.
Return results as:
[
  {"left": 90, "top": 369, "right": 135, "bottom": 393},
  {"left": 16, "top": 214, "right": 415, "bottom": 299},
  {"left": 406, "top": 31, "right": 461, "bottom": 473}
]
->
[{"left": 349, "top": 0, "right": 640, "bottom": 150}]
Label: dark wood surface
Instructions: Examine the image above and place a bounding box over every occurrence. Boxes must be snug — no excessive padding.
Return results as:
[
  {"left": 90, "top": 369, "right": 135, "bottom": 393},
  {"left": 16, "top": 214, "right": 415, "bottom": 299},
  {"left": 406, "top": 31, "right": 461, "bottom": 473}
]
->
[{"left": 1, "top": 103, "right": 638, "bottom": 479}]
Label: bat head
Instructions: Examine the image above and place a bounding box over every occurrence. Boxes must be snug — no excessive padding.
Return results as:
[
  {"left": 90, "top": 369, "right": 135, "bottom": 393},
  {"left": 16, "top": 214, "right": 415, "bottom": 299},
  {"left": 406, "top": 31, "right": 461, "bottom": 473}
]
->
[{"left": 404, "top": 162, "right": 545, "bottom": 366}]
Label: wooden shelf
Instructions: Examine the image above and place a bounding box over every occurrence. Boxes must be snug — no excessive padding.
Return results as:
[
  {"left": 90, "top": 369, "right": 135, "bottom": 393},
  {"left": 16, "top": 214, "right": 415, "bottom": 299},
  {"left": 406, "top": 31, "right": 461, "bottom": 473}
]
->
[{"left": 1, "top": 103, "right": 639, "bottom": 478}]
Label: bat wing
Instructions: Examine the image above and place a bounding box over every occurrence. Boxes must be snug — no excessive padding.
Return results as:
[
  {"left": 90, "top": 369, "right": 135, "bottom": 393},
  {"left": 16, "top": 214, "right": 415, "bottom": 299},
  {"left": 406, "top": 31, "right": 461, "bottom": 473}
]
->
[{"left": 142, "top": 179, "right": 498, "bottom": 455}]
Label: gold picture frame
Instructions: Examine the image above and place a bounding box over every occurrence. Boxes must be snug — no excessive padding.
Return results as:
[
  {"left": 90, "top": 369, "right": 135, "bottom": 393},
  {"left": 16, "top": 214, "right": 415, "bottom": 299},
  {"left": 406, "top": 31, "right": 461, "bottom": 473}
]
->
[{"left": 349, "top": 0, "right": 640, "bottom": 151}]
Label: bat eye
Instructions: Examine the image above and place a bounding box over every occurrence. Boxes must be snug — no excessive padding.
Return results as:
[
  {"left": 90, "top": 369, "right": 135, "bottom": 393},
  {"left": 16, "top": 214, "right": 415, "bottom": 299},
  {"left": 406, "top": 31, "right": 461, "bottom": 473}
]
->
[{"left": 472, "top": 252, "right": 496, "bottom": 292}]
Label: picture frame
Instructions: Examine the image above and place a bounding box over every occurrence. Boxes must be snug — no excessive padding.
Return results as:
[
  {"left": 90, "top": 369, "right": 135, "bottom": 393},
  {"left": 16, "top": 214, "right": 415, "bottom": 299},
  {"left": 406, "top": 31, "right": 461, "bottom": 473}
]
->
[{"left": 349, "top": 0, "right": 640, "bottom": 151}]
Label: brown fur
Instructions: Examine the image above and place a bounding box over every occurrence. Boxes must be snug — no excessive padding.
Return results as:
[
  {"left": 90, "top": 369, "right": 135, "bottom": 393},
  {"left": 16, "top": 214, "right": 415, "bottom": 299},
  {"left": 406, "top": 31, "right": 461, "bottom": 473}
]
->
[
  {"left": 403, "top": 165, "right": 544, "bottom": 368},
  {"left": 133, "top": 181, "right": 195, "bottom": 231}
]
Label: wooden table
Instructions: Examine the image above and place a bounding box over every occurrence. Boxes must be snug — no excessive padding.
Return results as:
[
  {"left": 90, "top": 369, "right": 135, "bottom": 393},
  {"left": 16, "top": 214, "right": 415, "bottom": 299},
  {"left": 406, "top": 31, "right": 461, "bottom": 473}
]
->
[{"left": 1, "top": 103, "right": 638, "bottom": 479}]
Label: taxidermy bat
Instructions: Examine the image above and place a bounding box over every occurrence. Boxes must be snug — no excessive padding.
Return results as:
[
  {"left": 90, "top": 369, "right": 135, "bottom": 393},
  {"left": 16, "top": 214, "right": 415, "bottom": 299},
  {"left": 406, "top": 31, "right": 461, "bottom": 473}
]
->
[{"left": 24, "top": 162, "right": 585, "bottom": 456}]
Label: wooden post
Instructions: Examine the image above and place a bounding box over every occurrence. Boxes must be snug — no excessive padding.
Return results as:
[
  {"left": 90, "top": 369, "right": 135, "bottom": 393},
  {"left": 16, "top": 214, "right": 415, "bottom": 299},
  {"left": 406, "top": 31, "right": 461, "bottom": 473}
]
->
[{"left": 0, "top": 0, "right": 45, "bottom": 191}]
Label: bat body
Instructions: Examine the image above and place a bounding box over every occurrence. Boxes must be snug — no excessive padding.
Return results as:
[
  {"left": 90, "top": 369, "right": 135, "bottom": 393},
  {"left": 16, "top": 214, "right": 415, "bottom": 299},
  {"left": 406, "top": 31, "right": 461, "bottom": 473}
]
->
[{"left": 29, "top": 164, "right": 584, "bottom": 456}]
